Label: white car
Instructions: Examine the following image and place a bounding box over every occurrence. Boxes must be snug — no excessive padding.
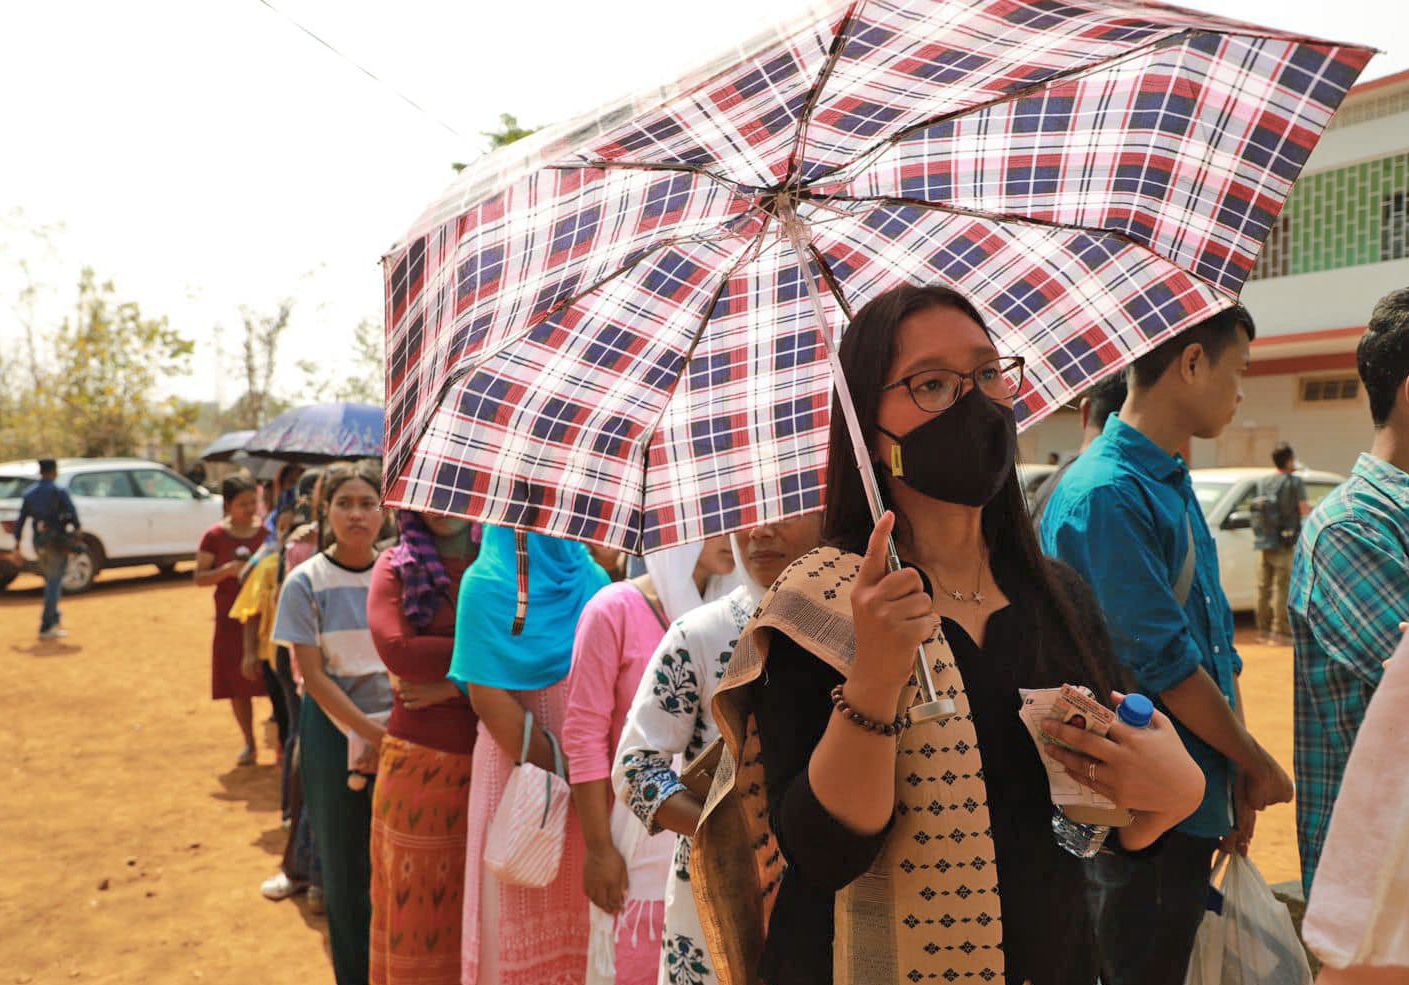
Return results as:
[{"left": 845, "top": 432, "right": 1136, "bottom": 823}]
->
[
  {"left": 1017, "top": 462, "right": 1058, "bottom": 509},
  {"left": 0, "top": 458, "right": 225, "bottom": 593},
  {"left": 1191, "top": 467, "right": 1345, "bottom": 612}
]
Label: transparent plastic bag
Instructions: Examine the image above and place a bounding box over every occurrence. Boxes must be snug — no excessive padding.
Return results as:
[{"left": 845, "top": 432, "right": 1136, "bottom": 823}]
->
[{"left": 1186, "top": 853, "right": 1312, "bottom": 985}]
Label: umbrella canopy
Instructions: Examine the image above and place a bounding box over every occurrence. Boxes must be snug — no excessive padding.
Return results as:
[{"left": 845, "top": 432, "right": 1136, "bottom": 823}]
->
[
  {"left": 230, "top": 452, "right": 285, "bottom": 482},
  {"left": 381, "top": 0, "right": 1371, "bottom": 554},
  {"left": 245, "top": 403, "right": 385, "bottom": 465},
  {"left": 198, "top": 430, "right": 258, "bottom": 463}
]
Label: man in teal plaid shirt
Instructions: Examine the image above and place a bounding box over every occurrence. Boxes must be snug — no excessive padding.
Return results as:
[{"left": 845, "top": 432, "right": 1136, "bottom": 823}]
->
[{"left": 1290, "top": 287, "right": 1409, "bottom": 899}]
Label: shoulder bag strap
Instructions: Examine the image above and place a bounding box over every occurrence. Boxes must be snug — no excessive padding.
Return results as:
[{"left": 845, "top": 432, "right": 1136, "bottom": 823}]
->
[
  {"left": 1174, "top": 511, "right": 1197, "bottom": 608},
  {"left": 518, "top": 710, "right": 534, "bottom": 764}
]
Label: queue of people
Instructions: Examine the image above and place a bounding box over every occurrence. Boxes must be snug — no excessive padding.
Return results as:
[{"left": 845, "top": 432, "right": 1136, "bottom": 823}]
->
[{"left": 185, "top": 280, "right": 1408, "bottom": 985}]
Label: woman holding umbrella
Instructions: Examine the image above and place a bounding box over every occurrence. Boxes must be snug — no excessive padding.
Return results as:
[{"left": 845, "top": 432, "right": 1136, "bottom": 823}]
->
[{"left": 696, "top": 285, "right": 1206, "bottom": 985}]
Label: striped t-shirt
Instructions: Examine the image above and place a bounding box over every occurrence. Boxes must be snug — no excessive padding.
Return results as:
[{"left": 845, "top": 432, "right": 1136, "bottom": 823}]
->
[{"left": 274, "top": 552, "right": 385, "bottom": 679}]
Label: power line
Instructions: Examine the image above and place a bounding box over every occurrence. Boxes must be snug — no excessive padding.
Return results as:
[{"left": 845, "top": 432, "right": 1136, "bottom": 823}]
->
[{"left": 250, "top": 0, "right": 464, "bottom": 139}]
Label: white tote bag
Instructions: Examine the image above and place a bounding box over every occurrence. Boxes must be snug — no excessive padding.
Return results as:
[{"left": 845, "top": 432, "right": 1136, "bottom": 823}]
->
[
  {"left": 484, "top": 711, "right": 570, "bottom": 888},
  {"left": 1186, "top": 852, "right": 1312, "bottom": 985}
]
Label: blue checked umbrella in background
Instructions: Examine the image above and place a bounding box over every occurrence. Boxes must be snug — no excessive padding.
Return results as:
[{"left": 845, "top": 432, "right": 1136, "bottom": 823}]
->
[
  {"left": 244, "top": 403, "right": 385, "bottom": 465},
  {"left": 380, "top": 0, "right": 1372, "bottom": 557}
]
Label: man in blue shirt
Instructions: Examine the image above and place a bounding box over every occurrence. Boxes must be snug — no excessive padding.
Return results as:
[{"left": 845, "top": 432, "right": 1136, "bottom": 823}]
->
[
  {"left": 8, "top": 458, "right": 81, "bottom": 639},
  {"left": 1043, "top": 306, "right": 1293, "bottom": 985}
]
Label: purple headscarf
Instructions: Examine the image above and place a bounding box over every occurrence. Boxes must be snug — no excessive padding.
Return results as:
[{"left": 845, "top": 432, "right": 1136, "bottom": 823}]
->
[{"left": 388, "top": 512, "right": 476, "bottom": 628}]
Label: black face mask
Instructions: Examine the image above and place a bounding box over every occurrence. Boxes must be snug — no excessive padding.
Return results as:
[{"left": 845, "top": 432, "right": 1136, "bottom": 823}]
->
[{"left": 876, "top": 385, "right": 1017, "bottom": 507}]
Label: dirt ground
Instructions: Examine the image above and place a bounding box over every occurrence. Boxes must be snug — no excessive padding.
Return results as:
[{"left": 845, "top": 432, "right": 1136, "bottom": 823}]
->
[
  {"left": 0, "top": 564, "right": 1304, "bottom": 984},
  {"left": 1, "top": 565, "right": 329, "bottom": 984}
]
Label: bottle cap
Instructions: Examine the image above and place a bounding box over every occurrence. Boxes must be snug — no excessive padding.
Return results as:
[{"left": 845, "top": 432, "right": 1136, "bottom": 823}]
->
[{"left": 1118, "top": 693, "right": 1154, "bottom": 728}]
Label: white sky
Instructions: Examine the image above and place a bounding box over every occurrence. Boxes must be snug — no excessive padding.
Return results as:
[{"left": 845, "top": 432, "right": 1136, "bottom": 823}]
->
[{"left": 1, "top": 0, "right": 1403, "bottom": 405}]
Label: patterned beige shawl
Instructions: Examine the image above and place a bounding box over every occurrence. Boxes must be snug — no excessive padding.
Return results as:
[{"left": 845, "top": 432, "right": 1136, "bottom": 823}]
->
[{"left": 692, "top": 546, "right": 1005, "bottom": 985}]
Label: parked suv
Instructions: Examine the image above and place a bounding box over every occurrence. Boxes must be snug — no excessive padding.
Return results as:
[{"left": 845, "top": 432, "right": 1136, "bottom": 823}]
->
[{"left": 0, "top": 458, "right": 224, "bottom": 593}]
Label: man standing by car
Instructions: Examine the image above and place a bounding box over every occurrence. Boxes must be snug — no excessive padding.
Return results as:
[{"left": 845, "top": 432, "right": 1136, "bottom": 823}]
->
[
  {"left": 1290, "top": 288, "right": 1409, "bottom": 900},
  {"left": 1252, "top": 442, "right": 1310, "bottom": 645},
  {"left": 8, "top": 458, "right": 81, "bottom": 639},
  {"left": 1043, "top": 305, "right": 1293, "bottom": 985}
]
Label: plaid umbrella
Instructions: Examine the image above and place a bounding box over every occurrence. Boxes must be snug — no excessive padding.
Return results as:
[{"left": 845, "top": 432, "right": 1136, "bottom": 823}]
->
[{"left": 382, "top": 0, "right": 1371, "bottom": 556}]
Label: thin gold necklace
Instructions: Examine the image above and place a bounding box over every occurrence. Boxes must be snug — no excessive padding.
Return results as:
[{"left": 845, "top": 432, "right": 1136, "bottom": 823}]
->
[{"left": 928, "top": 549, "right": 987, "bottom": 606}]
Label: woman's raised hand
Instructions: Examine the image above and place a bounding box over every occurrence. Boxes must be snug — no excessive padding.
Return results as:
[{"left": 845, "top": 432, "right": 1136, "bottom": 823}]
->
[
  {"left": 848, "top": 512, "right": 935, "bottom": 710},
  {"left": 1041, "top": 690, "right": 1205, "bottom": 821}
]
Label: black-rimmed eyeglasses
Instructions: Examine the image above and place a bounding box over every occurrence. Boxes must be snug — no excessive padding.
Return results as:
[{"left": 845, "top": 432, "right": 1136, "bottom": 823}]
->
[{"left": 879, "top": 356, "right": 1026, "bottom": 414}]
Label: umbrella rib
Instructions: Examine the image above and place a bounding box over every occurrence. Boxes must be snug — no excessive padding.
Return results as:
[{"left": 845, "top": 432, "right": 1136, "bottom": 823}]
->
[
  {"left": 630, "top": 229, "right": 765, "bottom": 553},
  {"left": 806, "top": 244, "right": 854, "bottom": 321},
  {"left": 546, "top": 160, "right": 759, "bottom": 198},
  {"left": 803, "top": 191, "right": 1239, "bottom": 299},
  {"left": 446, "top": 212, "right": 759, "bottom": 384},
  {"left": 799, "top": 28, "right": 1198, "bottom": 188},
  {"left": 782, "top": 1, "right": 866, "bottom": 191},
  {"left": 400, "top": 217, "right": 765, "bottom": 518}
]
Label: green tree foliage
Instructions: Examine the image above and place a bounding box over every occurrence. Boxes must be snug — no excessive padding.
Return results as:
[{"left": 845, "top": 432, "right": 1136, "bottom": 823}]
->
[
  {"left": 0, "top": 269, "right": 197, "bottom": 459},
  {"left": 297, "top": 317, "right": 384, "bottom": 405},
  {"left": 52, "top": 270, "right": 198, "bottom": 457},
  {"left": 451, "top": 112, "right": 539, "bottom": 172},
  {"left": 234, "top": 299, "right": 293, "bottom": 428}
]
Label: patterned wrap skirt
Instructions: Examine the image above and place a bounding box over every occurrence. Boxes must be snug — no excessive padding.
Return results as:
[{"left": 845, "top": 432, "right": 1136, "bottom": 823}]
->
[{"left": 370, "top": 734, "right": 474, "bottom": 985}]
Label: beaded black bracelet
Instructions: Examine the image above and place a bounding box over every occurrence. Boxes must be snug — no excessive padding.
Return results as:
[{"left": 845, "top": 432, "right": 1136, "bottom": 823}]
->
[{"left": 830, "top": 684, "right": 906, "bottom": 736}]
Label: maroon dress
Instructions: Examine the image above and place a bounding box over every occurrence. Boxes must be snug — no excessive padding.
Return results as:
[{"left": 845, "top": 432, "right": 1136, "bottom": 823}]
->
[{"left": 200, "top": 523, "right": 269, "bottom": 700}]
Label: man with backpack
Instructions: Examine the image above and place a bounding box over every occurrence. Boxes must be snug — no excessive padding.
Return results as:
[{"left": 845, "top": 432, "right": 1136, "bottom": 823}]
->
[
  {"left": 8, "top": 458, "right": 81, "bottom": 640},
  {"left": 1251, "top": 443, "right": 1310, "bottom": 646}
]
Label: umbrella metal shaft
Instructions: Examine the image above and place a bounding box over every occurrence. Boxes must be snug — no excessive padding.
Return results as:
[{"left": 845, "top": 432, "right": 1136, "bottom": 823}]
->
[{"left": 779, "top": 201, "right": 955, "bottom": 724}]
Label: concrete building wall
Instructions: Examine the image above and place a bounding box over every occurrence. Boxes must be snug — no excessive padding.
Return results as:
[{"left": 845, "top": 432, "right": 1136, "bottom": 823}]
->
[
  {"left": 1188, "top": 375, "right": 1374, "bottom": 476},
  {"left": 1019, "top": 407, "right": 1083, "bottom": 464},
  {"left": 1241, "top": 257, "right": 1409, "bottom": 337}
]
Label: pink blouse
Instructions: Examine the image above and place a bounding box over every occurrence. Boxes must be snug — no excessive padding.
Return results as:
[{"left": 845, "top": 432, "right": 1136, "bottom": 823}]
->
[{"left": 563, "top": 582, "right": 670, "bottom": 784}]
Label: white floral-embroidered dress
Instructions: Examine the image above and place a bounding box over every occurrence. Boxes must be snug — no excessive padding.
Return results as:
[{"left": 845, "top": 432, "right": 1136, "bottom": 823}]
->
[{"left": 612, "top": 586, "right": 754, "bottom": 985}]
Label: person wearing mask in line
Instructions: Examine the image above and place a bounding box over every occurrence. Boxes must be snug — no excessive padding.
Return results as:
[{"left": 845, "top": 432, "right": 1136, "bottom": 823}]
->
[
  {"left": 366, "top": 512, "right": 481, "bottom": 985},
  {"left": 1043, "top": 304, "right": 1293, "bottom": 985},
  {"left": 451, "top": 527, "right": 610, "bottom": 985},
  {"left": 9, "top": 457, "right": 81, "bottom": 640},
  {"left": 693, "top": 284, "right": 1204, "bottom": 985},
  {"left": 194, "top": 475, "right": 269, "bottom": 765},
  {"left": 1290, "top": 288, "right": 1409, "bottom": 899},
  {"left": 273, "top": 461, "right": 390, "bottom": 985},
  {"left": 1251, "top": 442, "right": 1310, "bottom": 646},
  {"left": 1029, "top": 372, "right": 1128, "bottom": 532},
  {"left": 565, "top": 536, "right": 735, "bottom": 985},
  {"left": 614, "top": 515, "right": 826, "bottom": 985}
]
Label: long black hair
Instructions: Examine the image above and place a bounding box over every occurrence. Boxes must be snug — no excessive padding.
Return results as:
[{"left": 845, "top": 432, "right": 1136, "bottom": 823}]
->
[{"left": 822, "top": 283, "right": 1116, "bottom": 696}]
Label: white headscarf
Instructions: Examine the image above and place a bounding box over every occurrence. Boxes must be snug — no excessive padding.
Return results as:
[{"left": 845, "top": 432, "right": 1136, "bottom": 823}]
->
[{"left": 643, "top": 540, "right": 745, "bottom": 625}]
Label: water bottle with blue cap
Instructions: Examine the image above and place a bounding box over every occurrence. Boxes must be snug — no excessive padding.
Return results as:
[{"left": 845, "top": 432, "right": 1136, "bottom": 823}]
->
[{"left": 1051, "top": 693, "right": 1155, "bottom": 858}]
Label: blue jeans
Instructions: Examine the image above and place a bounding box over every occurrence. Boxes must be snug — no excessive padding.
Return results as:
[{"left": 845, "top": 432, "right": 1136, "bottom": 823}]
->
[
  {"left": 38, "top": 547, "right": 66, "bottom": 632},
  {"left": 1086, "top": 832, "right": 1219, "bottom": 985}
]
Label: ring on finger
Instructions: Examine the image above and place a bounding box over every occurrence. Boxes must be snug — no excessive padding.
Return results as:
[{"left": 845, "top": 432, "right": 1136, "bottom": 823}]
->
[{"left": 1087, "top": 761, "right": 1098, "bottom": 784}]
